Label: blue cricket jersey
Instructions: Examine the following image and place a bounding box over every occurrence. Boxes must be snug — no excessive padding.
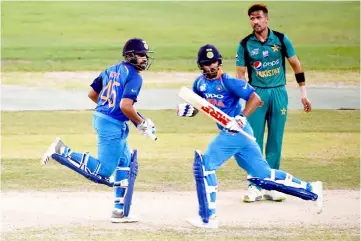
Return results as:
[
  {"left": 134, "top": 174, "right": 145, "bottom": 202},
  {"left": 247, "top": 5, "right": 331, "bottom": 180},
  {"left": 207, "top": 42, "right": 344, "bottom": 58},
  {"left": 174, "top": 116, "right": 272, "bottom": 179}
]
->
[
  {"left": 90, "top": 62, "right": 142, "bottom": 122},
  {"left": 192, "top": 71, "right": 255, "bottom": 130}
]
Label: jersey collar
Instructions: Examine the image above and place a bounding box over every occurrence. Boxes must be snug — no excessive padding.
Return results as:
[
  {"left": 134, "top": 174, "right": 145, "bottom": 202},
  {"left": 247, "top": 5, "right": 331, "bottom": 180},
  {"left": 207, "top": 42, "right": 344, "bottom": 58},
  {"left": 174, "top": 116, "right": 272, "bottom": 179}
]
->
[
  {"left": 122, "top": 61, "right": 137, "bottom": 71},
  {"left": 250, "top": 28, "right": 275, "bottom": 43},
  {"left": 202, "top": 68, "right": 223, "bottom": 81}
]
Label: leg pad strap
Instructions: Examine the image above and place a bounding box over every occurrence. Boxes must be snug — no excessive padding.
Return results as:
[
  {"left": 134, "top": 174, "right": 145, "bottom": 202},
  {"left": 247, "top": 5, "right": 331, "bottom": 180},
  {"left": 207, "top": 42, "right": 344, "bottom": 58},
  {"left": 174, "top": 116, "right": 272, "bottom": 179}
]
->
[
  {"left": 52, "top": 153, "right": 113, "bottom": 187},
  {"left": 248, "top": 177, "right": 317, "bottom": 201},
  {"left": 123, "top": 150, "right": 138, "bottom": 217}
]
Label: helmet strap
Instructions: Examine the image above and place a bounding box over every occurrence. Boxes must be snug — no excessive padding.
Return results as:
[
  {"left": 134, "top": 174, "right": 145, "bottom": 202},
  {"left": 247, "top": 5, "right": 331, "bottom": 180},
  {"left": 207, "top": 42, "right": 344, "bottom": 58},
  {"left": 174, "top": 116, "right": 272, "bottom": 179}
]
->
[{"left": 125, "top": 53, "right": 149, "bottom": 71}]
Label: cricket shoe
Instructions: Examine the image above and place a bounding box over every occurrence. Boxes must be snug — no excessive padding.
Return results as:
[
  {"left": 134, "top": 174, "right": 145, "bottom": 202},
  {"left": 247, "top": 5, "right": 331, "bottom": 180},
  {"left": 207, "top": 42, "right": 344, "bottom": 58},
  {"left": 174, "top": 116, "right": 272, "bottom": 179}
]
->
[
  {"left": 263, "top": 190, "right": 287, "bottom": 202},
  {"left": 310, "top": 181, "right": 323, "bottom": 214},
  {"left": 187, "top": 215, "right": 218, "bottom": 229},
  {"left": 243, "top": 185, "right": 263, "bottom": 203},
  {"left": 110, "top": 209, "right": 139, "bottom": 223},
  {"left": 40, "top": 137, "right": 66, "bottom": 165}
]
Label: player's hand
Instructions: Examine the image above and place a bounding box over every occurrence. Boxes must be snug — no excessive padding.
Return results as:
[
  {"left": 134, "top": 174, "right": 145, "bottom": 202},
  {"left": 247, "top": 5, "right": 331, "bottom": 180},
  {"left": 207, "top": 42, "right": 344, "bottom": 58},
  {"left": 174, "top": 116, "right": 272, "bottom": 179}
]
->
[
  {"left": 137, "top": 118, "right": 157, "bottom": 140},
  {"left": 176, "top": 103, "right": 199, "bottom": 117},
  {"left": 301, "top": 97, "right": 312, "bottom": 113},
  {"left": 225, "top": 115, "right": 247, "bottom": 133}
]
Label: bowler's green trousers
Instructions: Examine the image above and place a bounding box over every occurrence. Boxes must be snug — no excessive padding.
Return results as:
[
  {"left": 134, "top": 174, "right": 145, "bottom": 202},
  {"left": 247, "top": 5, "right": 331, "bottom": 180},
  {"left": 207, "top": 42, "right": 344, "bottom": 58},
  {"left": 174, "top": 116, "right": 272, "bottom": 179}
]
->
[{"left": 247, "top": 86, "right": 288, "bottom": 171}]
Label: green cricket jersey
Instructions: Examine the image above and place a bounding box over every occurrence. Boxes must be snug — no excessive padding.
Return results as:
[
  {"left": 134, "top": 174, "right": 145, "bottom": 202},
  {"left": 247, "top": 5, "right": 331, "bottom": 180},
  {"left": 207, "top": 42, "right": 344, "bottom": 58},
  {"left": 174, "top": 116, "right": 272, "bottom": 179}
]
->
[{"left": 236, "top": 29, "right": 296, "bottom": 88}]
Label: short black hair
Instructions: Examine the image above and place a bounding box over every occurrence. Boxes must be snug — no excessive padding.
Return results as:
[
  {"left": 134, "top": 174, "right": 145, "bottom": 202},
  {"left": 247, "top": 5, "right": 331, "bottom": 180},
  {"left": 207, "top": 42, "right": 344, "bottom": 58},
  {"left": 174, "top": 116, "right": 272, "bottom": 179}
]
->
[{"left": 248, "top": 4, "right": 268, "bottom": 16}]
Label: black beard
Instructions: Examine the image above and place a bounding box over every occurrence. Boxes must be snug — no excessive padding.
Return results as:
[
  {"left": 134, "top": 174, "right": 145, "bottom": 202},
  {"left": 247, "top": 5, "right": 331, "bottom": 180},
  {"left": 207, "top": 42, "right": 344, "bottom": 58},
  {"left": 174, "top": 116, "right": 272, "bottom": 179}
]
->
[
  {"left": 134, "top": 60, "right": 148, "bottom": 71},
  {"left": 204, "top": 68, "right": 218, "bottom": 79}
]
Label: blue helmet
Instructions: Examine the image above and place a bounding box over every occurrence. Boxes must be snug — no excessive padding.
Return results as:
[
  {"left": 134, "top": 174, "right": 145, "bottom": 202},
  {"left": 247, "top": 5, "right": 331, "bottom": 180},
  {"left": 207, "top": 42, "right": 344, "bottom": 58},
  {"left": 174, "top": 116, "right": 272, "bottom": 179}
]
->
[
  {"left": 197, "top": 44, "right": 223, "bottom": 67},
  {"left": 122, "top": 38, "right": 153, "bottom": 56},
  {"left": 197, "top": 44, "right": 222, "bottom": 79},
  {"left": 122, "top": 38, "right": 153, "bottom": 71}
]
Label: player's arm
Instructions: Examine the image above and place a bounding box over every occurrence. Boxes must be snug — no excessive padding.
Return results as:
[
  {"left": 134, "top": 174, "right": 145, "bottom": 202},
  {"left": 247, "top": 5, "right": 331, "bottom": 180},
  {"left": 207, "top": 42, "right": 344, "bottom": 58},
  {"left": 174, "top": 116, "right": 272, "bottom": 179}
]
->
[
  {"left": 121, "top": 97, "right": 156, "bottom": 140},
  {"left": 88, "top": 73, "right": 103, "bottom": 104},
  {"left": 120, "top": 76, "right": 143, "bottom": 125},
  {"left": 121, "top": 75, "right": 156, "bottom": 140},
  {"left": 284, "top": 35, "right": 312, "bottom": 112},
  {"left": 120, "top": 98, "right": 143, "bottom": 124},
  {"left": 224, "top": 90, "right": 262, "bottom": 135},
  {"left": 243, "top": 92, "right": 262, "bottom": 117},
  {"left": 223, "top": 78, "right": 262, "bottom": 134},
  {"left": 88, "top": 89, "right": 99, "bottom": 104},
  {"left": 235, "top": 43, "right": 247, "bottom": 81},
  {"left": 224, "top": 77, "right": 262, "bottom": 117}
]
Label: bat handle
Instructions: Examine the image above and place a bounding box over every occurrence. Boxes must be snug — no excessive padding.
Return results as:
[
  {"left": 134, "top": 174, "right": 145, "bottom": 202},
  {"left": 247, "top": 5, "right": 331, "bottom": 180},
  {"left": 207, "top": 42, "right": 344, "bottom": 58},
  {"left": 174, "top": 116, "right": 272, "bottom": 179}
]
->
[
  {"left": 149, "top": 133, "right": 158, "bottom": 141},
  {"left": 239, "top": 129, "right": 256, "bottom": 142}
]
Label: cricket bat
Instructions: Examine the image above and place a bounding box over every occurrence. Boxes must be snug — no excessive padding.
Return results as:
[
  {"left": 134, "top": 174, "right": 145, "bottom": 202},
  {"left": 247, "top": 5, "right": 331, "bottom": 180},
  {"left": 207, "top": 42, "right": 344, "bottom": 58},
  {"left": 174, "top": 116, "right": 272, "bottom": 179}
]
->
[{"left": 177, "top": 86, "right": 256, "bottom": 142}]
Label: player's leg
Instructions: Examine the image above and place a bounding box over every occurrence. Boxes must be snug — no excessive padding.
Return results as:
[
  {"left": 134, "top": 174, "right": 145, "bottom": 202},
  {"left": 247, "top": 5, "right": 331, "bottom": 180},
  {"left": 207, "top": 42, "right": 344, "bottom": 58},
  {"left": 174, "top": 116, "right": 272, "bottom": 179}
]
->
[
  {"left": 40, "top": 117, "right": 128, "bottom": 186},
  {"left": 247, "top": 88, "right": 269, "bottom": 154},
  {"left": 111, "top": 141, "right": 140, "bottom": 223},
  {"left": 188, "top": 130, "right": 247, "bottom": 229},
  {"left": 93, "top": 117, "right": 139, "bottom": 223},
  {"left": 265, "top": 86, "right": 288, "bottom": 169},
  {"left": 264, "top": 86, "right": 288, "bottom": 201},
  {"left": 244, "top": 88, "right": 270, "bottom": 202},
  {"left": 248, "top": 171, "right": 323, "bottom": 214},
  {"left": 188, "top": 150, "right": 219, "bottom": 229},
  {"left": 41, "top": 137, "right": 115, "bottom": 186},
  {"left": 235, "top": 140, "right": 323, "bottom": 214}
]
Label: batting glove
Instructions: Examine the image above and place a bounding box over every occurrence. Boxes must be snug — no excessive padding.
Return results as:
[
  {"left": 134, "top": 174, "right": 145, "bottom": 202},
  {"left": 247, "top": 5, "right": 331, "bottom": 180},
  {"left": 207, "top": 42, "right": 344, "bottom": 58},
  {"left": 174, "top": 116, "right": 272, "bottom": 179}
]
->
[
  {"left": 176, "top": 103, "right": 199, "bottom": 117},
  {"left": 225, "top": 115, "right": 247, "bottom": 133},
  {"left": 136, "top": 118, "right": 157, "bottom": 140}
]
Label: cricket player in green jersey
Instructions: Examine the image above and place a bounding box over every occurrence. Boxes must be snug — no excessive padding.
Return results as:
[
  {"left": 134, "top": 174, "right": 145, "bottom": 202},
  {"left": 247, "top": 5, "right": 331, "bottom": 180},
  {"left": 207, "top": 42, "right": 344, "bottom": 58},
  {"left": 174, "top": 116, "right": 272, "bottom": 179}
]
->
[{"left": 236, "top": 4, "right": 312, "bottom": 203}]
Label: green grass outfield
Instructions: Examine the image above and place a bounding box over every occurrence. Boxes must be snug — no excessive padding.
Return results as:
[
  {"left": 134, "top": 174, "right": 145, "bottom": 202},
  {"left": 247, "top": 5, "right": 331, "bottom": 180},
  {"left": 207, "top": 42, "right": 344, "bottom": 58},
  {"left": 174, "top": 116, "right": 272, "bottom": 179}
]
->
[
  {"left": 2, "top": 110, "right": 359, "bottom": 192},
  {"left": 2, "top": 2, "right": 359, "bottom": 239},
  {"left": 2, "top": 1, "right": 360, "bottom": 73},
  {"left": 3, "top": 226, "right": 359, "bottom": 241}
]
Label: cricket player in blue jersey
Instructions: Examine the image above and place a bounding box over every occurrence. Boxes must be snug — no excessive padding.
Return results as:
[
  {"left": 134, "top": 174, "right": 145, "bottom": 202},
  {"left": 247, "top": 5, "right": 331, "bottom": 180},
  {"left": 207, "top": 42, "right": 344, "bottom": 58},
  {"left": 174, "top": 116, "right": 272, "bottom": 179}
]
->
[
  {"left": 177, "top": 44, "right": 323, "bottom": 229},
  {"left": 41, "top": 38, "right": 156, "bottom": 223}
]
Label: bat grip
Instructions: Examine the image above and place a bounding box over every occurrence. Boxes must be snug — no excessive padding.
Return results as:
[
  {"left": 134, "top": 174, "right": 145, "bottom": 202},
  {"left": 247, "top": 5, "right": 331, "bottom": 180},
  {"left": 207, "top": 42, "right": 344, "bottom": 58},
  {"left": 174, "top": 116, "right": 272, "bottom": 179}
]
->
[
  {"left": 149, "top": 133, "right": 158, "bottom": 141},
  {"left": 239, "top": 129, "right": 256, "bottom": 142}
]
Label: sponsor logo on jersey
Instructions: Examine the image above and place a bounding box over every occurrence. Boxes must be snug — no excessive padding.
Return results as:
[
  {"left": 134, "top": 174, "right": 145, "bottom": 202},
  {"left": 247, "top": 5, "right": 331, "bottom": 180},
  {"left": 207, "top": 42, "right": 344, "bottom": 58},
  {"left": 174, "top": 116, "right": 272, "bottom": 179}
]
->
[
  {"left": 253, "top": 61, "right": 262, "bottom": 70},
  {"left": 200, "top": 84, "right": 206, "bottom": 92},
  {"left": 254, "top": 59, "right": 280, "bottom": 71},
  {"left": 205, "top": 93, "right": 224, "bottom": 99},
  {"left": 251, "top": 48, "right": 259, "bottom": 56},
  {"left": 263, "top": 59, "right": 280, "bottom": 67}
]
